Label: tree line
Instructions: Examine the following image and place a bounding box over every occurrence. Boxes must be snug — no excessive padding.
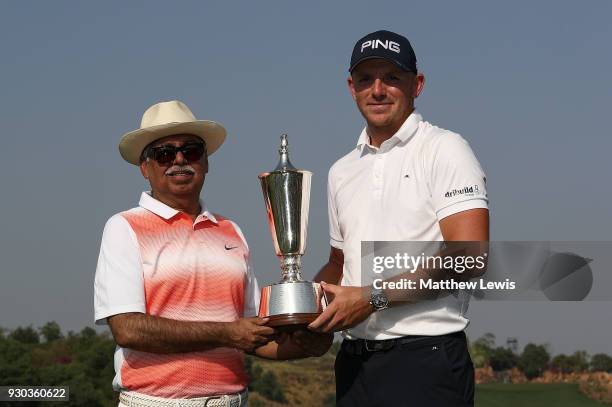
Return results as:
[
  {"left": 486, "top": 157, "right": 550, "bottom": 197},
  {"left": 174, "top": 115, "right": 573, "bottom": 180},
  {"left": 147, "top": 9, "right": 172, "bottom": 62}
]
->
[
  {"left": 0, "top": 322, "right": 290, "bottom": 406},
  {"left": 469, "top": 333, "right": 612, "bottom": 379},
  {"left": 0, "top": 323, "right": 115, "bottom": 406},
  {"left": 2, "top": 324, "right": 611, "bottom": 406}
]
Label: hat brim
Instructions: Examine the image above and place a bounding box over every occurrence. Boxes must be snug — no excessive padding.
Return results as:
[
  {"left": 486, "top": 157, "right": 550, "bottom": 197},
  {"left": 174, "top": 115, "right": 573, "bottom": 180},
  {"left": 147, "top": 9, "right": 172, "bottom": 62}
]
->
[
  {"left": 119, "top": 120, "right": 227, "bottom": 165},
  {"left": 349, "top": 56, "right": 414, "bottom": 73}
]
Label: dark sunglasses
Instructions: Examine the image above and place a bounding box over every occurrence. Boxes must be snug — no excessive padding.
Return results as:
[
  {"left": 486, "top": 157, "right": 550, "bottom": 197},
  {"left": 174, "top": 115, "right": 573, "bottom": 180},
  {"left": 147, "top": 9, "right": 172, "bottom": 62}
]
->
[{"left": 146, "top": 142, "right": 206, "bottom": 165}]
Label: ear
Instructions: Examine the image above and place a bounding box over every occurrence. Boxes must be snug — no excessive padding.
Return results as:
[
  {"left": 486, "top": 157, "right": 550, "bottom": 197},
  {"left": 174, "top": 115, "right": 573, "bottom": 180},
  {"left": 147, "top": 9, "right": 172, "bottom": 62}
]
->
[
  {"left": 414, "top": 73, "right": 425, "bottom": 98},
  {"left": 347, "top": 76, "right": 357, "bottom": 101},
  {"left": 139, "top": 160, "right": 149, "bottom": 180}
]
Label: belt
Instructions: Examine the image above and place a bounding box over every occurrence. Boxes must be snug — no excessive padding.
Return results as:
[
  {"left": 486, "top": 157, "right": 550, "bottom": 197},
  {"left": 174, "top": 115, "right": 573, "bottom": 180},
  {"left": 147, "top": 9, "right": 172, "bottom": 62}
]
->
[
  {"left": 342, "top": 331, "right": 465, "bottom": 355},
  {"left": 119, "top": 389, "right": 248, "bottom": 407}
]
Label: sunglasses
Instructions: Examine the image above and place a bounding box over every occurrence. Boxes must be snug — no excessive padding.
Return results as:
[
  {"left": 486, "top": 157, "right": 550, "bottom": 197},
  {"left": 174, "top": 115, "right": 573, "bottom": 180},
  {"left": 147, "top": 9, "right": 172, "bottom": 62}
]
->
[{"left": 146, "top": 142, "right": 206, "bottom": 165}]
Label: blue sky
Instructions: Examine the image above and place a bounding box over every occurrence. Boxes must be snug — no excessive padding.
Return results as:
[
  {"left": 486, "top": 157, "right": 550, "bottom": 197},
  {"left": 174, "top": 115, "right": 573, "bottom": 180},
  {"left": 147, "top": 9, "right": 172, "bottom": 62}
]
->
[{"left": 0, "top": 1, "right": 610, "bottom": 354}]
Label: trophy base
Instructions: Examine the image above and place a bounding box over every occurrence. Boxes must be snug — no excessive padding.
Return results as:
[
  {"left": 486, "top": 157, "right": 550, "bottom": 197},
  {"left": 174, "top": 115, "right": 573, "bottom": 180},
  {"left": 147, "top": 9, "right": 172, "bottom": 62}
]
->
[
  {"left": 258, "top": 281, "right": 327, "bottom": 330},
  {"left": 267, "top": 313, "right": 320, "bottom": 331}
]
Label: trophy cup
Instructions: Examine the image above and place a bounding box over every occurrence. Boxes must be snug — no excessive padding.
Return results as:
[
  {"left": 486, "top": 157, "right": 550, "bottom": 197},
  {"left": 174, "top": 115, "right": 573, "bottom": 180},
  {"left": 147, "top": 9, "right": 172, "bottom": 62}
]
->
[{"left": 258, "top": 135, "right": 327, "bottom": 329}]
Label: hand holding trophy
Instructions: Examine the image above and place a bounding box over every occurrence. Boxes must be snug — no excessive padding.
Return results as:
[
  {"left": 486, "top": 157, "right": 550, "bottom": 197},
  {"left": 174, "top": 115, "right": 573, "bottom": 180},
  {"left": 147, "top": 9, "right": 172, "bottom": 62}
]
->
[{"left": 258, "top": 135, "right": 327, "bottom": 330}]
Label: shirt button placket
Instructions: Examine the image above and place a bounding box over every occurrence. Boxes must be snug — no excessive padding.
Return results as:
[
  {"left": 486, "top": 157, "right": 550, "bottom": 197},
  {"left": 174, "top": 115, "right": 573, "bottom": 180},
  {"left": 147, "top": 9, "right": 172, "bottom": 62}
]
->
[{"left": 373, "top": 154, "right": 384, "bottom": 200}]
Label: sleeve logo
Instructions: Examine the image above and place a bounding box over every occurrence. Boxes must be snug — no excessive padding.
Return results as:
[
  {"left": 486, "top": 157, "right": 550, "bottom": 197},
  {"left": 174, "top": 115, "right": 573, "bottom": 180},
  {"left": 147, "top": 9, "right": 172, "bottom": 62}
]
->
[{"left": 444, "top": 185, "right": 482, "bottom": 198}]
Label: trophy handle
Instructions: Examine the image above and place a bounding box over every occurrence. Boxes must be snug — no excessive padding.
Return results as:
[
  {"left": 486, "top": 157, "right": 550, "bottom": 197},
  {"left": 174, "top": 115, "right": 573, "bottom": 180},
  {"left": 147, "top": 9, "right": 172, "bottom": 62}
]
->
[{"left": 318, "top": 282, "right": 329, "bottom": 310}]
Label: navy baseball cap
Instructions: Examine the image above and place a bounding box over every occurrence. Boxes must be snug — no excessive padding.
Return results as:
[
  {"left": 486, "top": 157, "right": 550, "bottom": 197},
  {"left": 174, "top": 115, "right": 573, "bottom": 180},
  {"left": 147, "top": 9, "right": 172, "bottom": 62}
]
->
[{"left": 349, "top": 30, "right": 417, "bottom": 74}]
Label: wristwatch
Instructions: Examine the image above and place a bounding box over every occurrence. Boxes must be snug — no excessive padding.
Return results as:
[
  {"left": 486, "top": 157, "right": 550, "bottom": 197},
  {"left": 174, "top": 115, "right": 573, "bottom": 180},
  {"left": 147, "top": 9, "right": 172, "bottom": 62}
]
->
[{"left": 369, "top": 288, "right": 390, "bottom": 311}]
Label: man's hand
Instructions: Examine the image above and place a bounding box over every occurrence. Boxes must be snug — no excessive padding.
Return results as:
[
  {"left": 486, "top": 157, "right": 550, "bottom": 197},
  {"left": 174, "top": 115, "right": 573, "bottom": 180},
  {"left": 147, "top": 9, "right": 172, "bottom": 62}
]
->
[
  {"left": 224, "top": 317, "right": 277, "bottom": 352},
  {"left": 308, "top": 282, "right": 373, "bottom": 333},
  {"left": 254, "top": 329, "right": 334, "bottom": 359}
]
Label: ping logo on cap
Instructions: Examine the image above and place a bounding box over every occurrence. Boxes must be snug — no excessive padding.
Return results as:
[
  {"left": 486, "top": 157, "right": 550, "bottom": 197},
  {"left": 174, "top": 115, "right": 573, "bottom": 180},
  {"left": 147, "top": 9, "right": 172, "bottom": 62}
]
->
[
  {"left": 361, "top": 39, "right": 401, "bottom": 54},
  {"left": 350, "top": 30, "right": 417, "bottom": 73}
]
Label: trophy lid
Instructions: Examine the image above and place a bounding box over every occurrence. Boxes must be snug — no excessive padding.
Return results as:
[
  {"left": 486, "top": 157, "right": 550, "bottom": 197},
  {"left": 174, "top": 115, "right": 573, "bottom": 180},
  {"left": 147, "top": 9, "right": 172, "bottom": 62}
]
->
[
  {"left": 259, "top": 134, "right": 312, "bottom": 177},
  {"left": 275, "top": 134, "right": 295, "bottom": 171}
]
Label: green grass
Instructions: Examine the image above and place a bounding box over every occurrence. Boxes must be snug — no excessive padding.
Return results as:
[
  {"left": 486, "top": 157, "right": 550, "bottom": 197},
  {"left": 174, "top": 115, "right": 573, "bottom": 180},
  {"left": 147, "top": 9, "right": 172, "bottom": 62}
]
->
[{"left": 476, "top": 383, "right": 607, "bottom": 407}]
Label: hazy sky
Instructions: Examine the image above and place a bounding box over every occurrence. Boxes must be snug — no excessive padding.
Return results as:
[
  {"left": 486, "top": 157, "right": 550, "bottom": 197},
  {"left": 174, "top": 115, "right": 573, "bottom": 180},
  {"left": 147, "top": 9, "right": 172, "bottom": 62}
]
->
[{"left": 0, "top": 1, "right": 610, "bottom": 355}]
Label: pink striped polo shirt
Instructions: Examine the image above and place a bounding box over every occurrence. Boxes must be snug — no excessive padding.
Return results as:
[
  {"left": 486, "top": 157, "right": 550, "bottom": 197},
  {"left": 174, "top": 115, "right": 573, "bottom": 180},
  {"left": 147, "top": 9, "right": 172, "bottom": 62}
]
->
[{"left": 94, "top": 192, "right": 260, "bottom": 398}]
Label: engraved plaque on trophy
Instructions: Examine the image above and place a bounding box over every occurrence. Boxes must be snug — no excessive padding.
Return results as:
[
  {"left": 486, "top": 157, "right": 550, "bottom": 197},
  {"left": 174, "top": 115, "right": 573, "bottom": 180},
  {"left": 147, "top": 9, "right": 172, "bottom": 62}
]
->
[{"left": 258, "top": 135, "right": 327, "bottom": 329}]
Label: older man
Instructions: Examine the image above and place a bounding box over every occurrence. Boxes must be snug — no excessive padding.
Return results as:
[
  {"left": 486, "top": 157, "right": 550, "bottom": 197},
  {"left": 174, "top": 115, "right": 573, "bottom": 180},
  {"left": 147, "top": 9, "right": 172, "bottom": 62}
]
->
[
  {"left": 308, "top": 31, "right": 489, "bottom": 406},
  {"left": 94, "top": 100, "right": 328, "bottom": 407}
]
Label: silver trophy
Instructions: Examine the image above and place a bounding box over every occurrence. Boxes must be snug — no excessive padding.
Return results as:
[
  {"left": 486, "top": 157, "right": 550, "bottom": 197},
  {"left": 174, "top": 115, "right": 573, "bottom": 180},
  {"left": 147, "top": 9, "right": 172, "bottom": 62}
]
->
[{"left": 258, "top": 135, "right": 327, "bottom": 329}]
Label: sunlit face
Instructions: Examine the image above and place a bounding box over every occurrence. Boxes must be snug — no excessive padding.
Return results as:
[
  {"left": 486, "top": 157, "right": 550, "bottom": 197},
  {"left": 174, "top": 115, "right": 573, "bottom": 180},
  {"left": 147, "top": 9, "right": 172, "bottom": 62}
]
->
[
  {"left": 139, "top": 134, "right": 208, "bottom": 200},
  {"left": 348, "top": 59, "right": 424, "bottom": 135}
]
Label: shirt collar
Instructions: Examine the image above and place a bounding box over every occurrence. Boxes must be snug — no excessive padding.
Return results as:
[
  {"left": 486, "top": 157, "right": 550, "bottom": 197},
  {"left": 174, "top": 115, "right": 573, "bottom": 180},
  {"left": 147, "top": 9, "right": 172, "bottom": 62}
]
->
[
  {"left": 356, "top": 111, "right": 423, "bottom": 151},
  {"left": 138, "top": 191, "right": 218, "bottom": 224}
]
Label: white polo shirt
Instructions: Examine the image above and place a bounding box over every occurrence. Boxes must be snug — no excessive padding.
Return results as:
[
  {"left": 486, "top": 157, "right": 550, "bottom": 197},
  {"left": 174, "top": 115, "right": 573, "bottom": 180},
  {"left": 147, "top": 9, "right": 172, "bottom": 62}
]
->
[{"left": 328, "top": 111, "right": 488, "bottom": 340}]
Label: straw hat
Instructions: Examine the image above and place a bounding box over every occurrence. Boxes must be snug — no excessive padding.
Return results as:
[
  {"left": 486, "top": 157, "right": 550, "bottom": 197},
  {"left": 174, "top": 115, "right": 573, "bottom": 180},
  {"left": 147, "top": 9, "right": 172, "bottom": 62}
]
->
[{"left": 119, "top": 100, "right": 226, "bottom": 165}]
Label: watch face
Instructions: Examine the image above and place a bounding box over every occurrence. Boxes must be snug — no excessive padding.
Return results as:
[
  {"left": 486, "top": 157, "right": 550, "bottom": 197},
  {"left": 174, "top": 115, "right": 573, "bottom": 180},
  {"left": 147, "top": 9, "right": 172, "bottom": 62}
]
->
[{"left": 372, "top": 293, "right": 389, "bottom": 310}]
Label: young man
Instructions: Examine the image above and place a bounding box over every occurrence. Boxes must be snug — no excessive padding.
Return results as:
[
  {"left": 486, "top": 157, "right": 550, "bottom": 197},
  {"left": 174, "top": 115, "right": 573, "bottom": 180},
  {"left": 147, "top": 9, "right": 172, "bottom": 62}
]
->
[{"left": 308, "top": 31, "right": 489, "bottom": 406}]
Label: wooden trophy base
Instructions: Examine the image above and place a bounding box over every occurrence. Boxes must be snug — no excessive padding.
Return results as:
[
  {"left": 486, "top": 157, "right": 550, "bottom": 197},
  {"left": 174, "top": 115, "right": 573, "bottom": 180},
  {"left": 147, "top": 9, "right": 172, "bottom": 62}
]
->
[{"left": 266, "top": 313, "right": 320, "bottom": 332}]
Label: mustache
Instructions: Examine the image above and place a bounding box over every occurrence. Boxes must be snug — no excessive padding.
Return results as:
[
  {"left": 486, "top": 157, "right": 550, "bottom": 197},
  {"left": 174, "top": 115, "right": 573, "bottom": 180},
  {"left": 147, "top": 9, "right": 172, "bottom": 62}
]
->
[{"left": 165, "top": 165, "right": 196, "bottom": 176}]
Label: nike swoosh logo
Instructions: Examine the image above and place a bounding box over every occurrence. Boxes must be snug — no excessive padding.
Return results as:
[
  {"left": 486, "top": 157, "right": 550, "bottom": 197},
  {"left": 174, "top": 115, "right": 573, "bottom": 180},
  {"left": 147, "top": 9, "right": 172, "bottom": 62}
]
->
[{"left": 225, "top": 244, "right": 238, "bottom": 250}]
